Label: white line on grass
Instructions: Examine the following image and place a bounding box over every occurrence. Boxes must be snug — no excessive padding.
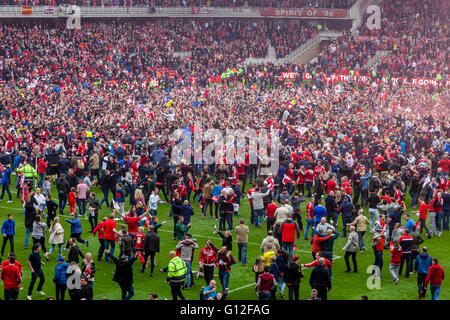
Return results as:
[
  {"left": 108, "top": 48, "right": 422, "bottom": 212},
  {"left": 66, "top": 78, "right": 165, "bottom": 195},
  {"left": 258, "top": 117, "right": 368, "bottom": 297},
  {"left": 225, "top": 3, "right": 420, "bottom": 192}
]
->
[{"left": 228, "top": 283, "right": 256, "bottom": 293}]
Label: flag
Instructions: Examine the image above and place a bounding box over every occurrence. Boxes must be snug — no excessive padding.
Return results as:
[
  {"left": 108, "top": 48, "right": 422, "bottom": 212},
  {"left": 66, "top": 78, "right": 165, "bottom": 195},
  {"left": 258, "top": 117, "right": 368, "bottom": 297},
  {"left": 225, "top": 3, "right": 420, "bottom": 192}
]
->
[{"left": 22, "top": 6, "right": 32, "bottom": 14}]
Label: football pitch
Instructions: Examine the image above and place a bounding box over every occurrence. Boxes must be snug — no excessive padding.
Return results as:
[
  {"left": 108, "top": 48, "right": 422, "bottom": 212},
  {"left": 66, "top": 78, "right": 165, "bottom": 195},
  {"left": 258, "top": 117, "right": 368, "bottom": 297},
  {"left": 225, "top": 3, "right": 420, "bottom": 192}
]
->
[{"left": 0, "top": 178, "right": 448, "bottom": 300}]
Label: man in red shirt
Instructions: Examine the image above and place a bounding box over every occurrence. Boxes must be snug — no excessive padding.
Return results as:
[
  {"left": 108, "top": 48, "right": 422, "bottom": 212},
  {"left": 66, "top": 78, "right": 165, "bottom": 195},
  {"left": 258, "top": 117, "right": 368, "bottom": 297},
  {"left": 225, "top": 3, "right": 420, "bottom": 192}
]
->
[
  {"left": 281, "top": 215, "right": 301, "bottom": 259},
  {"left": 266, "top": 199, "right": 278, "bottom": 233},
  {"left": 103, "top": 213, "right": 118, "bottom": 263},
  {"left": 437, "top": 154, "right": 450, "bottom": 178},
  {"left": 326, "top": 176, "right": 338, "bottom": 195},
  {"left": 304, "top": 197, "right": 315, "bottom": 240},
  {"left": 416, "top": 198, "right": 432, "bottom": 238},
  {"left": 1, "top": 255, "right": 22, "bottom": 300},
  {"left": 425, "top": 258, "right": 445, "bottom": 300},
  {"left": 198, "top": 240, "right": 218, "bottom": 286},
  {"left": 93, "top": 217, "right": 107, "bottom": 261}
]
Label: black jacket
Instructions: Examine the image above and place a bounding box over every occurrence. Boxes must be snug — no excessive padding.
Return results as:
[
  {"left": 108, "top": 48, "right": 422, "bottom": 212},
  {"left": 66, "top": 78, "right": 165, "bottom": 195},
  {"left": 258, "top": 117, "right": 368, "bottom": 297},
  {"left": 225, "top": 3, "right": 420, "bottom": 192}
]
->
[
  {"left": 107, "top": 253, "right": 136, "bottom": 287},
  {"left": 56, "top": 177, "right": 70, "bottom": 194},
  {"left": 283, "top": 261, "right": 303, "bottom": 285},
  {"left": 309, "top": 265, "right": 332, "bottom": 290},
  {"left": 24, "top": 199, "right": 37, "bottom": 229},
  {"left": 143, "top": 231, "right": 160, "bottom": 253},
  {"left": 325, "top": 195, "right": 337, "bottom": 213},
  {"left": 120, "top": 234, "right": 134, "bottom": 256},
  {"left": 79, "top": 283, "right": 93, "bottom": 300},
  {"left": 68, "top": 244, "right": 84, "bottom": 264}
]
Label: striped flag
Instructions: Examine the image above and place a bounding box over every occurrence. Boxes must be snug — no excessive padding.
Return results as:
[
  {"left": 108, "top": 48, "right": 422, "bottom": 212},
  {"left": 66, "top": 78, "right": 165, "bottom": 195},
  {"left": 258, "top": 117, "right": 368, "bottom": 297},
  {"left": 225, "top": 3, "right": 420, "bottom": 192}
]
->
[{"left": 22, "top": 6, "right": 32, "bottom": 14}]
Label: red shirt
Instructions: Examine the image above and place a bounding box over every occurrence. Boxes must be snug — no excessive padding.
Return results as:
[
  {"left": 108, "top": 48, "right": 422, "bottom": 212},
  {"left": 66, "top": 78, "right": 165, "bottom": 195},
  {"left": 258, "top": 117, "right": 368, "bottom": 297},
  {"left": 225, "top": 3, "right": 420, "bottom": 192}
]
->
[
  {"left": 437, "top": 158, "right": 450, "bottom": 172},
  {"left": 134, "top": 232, "right": 145, "bottom": 250},
  {"left": 1, "top": 263, "right": 21, "bottom": 290},
  {"left": 306, "top": 202, "right": 314, "bottom": 220},
  {"left": 124, "top": 216, "right": 140, "bottom": 234},
  {"left": 374, "top": 156, "right": 384, "bottom": 170},
  {"left": 103, "top": 218, "right": 117, "bottom": 240},
  {"left": 389, "top": 241, "right": 402, "bottom": 265},
  {"left": 327, "top": 179, "right": 337, "bottom": 194},
  {"left": 93, "top": 221, "right": 105, "bottom": 239},
  {"left": 419, "top": 202, "right": 428, "bottom": 220},
  {"left": 266, "top": 203, "right": 279, "bottom": 218},
  {"left": 342, "top": 180, "right": 352, "bottom": 195},
  {"left": 305, "top": 169, "right": 314, "bottom": 182},
  {"left": 425, "top": 264, "right": 445, "bottom": 287},
  {"left": 68, "top": 192, "right": 76, "bottom": 204}
]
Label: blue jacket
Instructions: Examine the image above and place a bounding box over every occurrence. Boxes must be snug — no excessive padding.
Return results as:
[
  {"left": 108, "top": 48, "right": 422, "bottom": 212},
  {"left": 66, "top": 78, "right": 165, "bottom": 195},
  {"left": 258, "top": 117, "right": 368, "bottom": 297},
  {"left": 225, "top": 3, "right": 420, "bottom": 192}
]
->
[
  {"left": 0, "top": 168, "right": 11, "bottom": 185},
  {"left": 66, "top": 218, "right": 83, "bottom": 234},
  {"left": 114, "top": 188, "right": 125, "bottom": 203},
  {"left": 172, "top": 202, "right": 194, "bottom": 224},
  {"left": 340, "top": 201, "right": 354, "bottom": 219},
  {"left": 53, "top": 262, "right": 70, "bottom": 284},
  {"left": 212, "top": 185, "right": 223, "bottom": 197},
  {"left": 360, "top": 171, "right": 371, "bottom": 191},
  {"left": 313, "top": 205, "right": 327, "bottom": 223},
  {"left": 269, "top": 262, "right": 280, "bottom": 281},
  {"left": 315, "top": 229, "right": 340, "bottom": 251},
  {"left": 414, "top": 253, "right": 432, "bottom": 274},
  {"left": 1, "top": 219, "right": 15, "bottom": 236}
]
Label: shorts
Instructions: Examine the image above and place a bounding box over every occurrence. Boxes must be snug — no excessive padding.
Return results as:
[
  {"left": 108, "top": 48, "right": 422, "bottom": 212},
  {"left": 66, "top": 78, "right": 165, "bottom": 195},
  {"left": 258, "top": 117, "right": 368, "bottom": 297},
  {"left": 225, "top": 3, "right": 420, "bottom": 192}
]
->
[{"left": 233, "top": 203, "right": 240, "bottom": 212}]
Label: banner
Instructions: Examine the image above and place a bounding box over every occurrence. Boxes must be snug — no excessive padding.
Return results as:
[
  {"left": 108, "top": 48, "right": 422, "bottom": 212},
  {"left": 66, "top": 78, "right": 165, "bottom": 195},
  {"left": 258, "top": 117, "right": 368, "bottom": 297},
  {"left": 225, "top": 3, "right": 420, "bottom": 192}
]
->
[
  {"left": 259, "top": 8, "right": 348, "bottom": 18},
  {"left": 22, "top": 6, "right": 32, "bottom": 14},
  {"left": 44, "top": 6, "right": 55, "bottom": 14},
  {"left": 280, "top": 72, "right": 297, "bottom": 79}
]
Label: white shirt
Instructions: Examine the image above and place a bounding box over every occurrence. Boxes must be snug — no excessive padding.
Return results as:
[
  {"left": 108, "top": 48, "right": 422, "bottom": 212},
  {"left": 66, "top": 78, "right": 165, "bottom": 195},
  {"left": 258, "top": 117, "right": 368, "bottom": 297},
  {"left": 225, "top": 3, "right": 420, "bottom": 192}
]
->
[
  {"left": 34, "top": 194, "right": 46, "bottom": 211},
  {"left": 148, "top": 193, "right": 162, "bottom": 211}
]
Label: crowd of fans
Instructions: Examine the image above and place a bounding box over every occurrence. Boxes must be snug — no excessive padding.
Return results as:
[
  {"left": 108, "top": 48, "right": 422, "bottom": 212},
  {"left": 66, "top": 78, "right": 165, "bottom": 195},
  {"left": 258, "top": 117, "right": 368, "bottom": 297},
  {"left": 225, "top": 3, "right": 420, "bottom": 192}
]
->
[
  {"left": 0, "top": 0, "right": 448, "bottom": 301},
  {"left": 311, "top": 0, "right": 449, "bottom": 79}
]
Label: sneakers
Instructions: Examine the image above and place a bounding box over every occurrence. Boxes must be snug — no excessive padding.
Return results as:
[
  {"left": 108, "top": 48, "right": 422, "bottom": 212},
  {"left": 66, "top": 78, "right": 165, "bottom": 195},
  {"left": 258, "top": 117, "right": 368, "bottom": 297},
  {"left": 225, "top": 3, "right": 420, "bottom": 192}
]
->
[
  {"left": 6, "top": 200, "right": 12, "bottom": 204},
  {"left": 438, "top": 232, "right": 442, "bottom": 237},
  {"left": 280, "top": 291, "right": 285, "bottom": 299},
  {"left": 393, "top": 279, "right": 399, "bottom": 285},
  {"left": 85, "top": 240, "right": 89, "bottom": 247},
  {"left": 27, "top": 295, "right": 32, "bottom": 300},
  {"left": 37, "top": 291, "right": 46, "bottom": 295},
  {"left": 150, "top": 273, "right": 153, "bottom": 277}
]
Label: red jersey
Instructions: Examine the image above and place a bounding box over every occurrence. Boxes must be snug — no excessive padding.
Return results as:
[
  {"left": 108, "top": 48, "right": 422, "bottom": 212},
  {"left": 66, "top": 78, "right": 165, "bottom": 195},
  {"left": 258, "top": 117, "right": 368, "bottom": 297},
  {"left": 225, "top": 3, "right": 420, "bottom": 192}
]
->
[
  {"left": 389, "top": 241, "right": 402, "bottom": 265},
  {"left": 374, "top": 156, "right": 384, "bottom": 170},
  {"left": 313, "top": 166, "right": 325, "bottom": 178},
  {"left": 266, "top": 203, "right": 279, "bottom": 218},
  {"left": 1, "top": 263, "right": 21, "bottom": 290},
  {"left": 342, "top": 180, "right": 352, "bottom": 195},
  {"left": 419, "top": 202, "right": 428, "bottom": 220},
  {"left": 103, "top": 218, "right": 117, "bottom": 240},
  {"left": 124, "top": 216, "right": 140, "bottom": 234},
  {"left": 327, "top": 179, "right": 337, "bottom": 194},
  {"left": 306, "top": 202, "right": 314, "bottom": 220},
  {"left": 304, "top": 169, "right": 314, "bottom": 182},
  {"left": 134, "top": 232, "right": 145, "bottom": 250},
  {"left": 247, "top": 187, "right": 255, "bottom": 206},
  {"left": 93, "top": 221, "right": 105, "bottom": 239}
]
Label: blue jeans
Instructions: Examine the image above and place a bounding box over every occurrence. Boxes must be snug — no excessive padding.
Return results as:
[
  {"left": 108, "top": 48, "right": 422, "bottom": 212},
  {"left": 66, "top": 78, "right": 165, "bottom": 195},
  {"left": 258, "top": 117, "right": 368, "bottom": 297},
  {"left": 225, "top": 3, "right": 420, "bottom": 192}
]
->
[
  {"left": 443, "top": 208, "right": 450, "bottom": 230},
  {"left": 24, "top": 227, "right": 32, "bottom": 248},
  {"left": 430, "top": 285, "right": 441, "bottom": 300},
  {"left": 28, "top": 269, "right": 45, "bottom": 296},
  {"left": 100, "top": 189, "right": 109, "bottom": 207},
  {"left": 49, "top": 244, "right": 63, "bottom": 256},
  {"left": 150, "top": 209, "right": 157, "bottom": 216},
  {"left": 58, "top": 192, "right": 67, "bottom": 213},
  {"left": 121, "top": 284, "right": 134, "bottom": 300},
  {"left": 184, "top": 260, "right": 192, "bottom": 287},
  {"left": 409, "top": 191, "right": 419, "bottom": 207},
  {"left": 104, "top": 240, "right": 116, "bottom": 262},
  {"left": 254, "top": 209, "right": 264, "bottom": 227},
  {"left": 258, "top": 291, "right": 271, "bottom": 300},
  {"left": 436, "top": 211, "right": 443, "bottom": 232},
  {"left": 373, "top": 250, "right": 383, "bottom": 275},
  {"left": 218, "top": 270, "right": 230, "bottom": 295},
  {"left": 304, "top": 218, "right": 314, "bottom": 239},
  {"left": 0, "top": 183, "right": 12, "bottom": 201},
  {"left": 282, "top": 242, "right": 294, "bottom": 259},
  {"left": 238, "top": 243, "right": 247, "bottom": 264},
  {"left": 78, "top": 198, "right": 87, "bottom": 215},
  {"left": 37, "top": 173, "right": 45, "bottom": 188},
  {"left": 357, "top": 231, "right": 366, "bottom": 251},
  {"left": 369, "top": 209, "right": 379, "bottom": 232}
]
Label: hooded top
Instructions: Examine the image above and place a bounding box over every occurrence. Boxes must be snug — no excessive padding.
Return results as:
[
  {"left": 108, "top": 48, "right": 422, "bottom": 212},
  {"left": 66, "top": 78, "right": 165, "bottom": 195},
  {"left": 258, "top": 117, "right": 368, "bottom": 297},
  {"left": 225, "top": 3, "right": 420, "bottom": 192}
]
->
[{"left": 414, "top": 252, "right": 432, "bottom": 274}]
